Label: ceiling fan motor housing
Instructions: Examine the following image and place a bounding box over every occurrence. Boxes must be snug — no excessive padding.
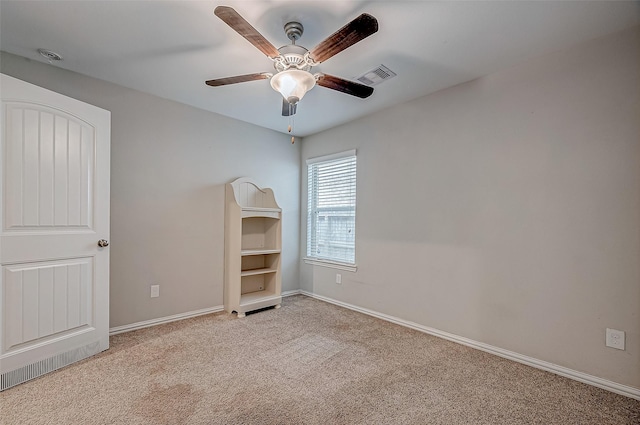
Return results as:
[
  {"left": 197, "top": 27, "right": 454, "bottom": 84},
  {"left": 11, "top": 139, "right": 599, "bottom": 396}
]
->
[{"left": 274, "top": 44, "right": 313, "bottom": 72}]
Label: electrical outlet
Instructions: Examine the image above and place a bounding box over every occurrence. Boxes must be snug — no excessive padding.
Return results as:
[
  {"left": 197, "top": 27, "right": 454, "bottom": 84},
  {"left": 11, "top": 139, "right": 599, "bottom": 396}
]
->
[
  {"left": 606, "top": 328, "right": 625, "bottom": 350},
  {"left": 336, "top": 274, "right": 342, "bottom": 284},
  {"left": 150, "top": 285, "right": 160, "bottom": 298}
]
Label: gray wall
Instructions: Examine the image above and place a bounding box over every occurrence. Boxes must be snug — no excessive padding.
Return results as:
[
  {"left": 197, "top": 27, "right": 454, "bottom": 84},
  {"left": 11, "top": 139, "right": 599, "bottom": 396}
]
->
[
  {"left": 300, "top": 27, "right": 640, "bottom": 389},
  {"left": 1, "top": 51, "right": 301, "bottom": 328}
]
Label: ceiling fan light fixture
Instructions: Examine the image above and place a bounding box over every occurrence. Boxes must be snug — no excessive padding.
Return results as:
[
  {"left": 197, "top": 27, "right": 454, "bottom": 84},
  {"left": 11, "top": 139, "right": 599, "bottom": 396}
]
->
[{"left": 270, "top": 69, "right": 316, "bottom": 104}]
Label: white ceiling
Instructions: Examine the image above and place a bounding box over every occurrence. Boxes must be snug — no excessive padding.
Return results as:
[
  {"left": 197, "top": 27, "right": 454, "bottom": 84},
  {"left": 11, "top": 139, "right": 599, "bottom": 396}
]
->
[{"left": 1, "top": 1, "right": 638, "bottom": 137}]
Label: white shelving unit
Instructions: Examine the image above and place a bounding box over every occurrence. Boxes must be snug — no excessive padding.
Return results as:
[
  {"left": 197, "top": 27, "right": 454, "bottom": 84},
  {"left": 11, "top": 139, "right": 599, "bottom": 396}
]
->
[{"left": 224, "top": 178, "right": 282, "bottom": 317}]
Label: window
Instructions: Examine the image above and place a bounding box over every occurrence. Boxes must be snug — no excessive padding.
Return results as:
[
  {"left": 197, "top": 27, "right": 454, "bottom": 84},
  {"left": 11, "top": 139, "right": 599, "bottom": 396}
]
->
[{"left": 306, "top": 150, "right": 357, "bottom": 267}]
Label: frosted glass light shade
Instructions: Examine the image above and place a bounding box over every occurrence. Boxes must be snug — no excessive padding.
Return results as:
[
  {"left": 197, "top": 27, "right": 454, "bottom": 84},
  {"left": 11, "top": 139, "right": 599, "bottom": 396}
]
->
[{"left": 270, "top": 70, "right": 316, "bottom": 104}]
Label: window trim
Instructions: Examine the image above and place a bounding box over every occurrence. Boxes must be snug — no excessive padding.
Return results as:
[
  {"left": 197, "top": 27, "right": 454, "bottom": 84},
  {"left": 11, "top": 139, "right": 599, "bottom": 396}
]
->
[
  {"left": 306, "top": 149, "right": 356, "bottom": 165},
  {"left": 306, "top": 149, "right": 357, "bottom": 269},
  {"left": 303, "top": 257, "right": 358, "bottom": 272}
]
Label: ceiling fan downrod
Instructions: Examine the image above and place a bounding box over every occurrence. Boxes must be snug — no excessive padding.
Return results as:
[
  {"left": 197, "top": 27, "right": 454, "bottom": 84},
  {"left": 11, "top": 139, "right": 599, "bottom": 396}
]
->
[{"left": 284, "top": 21, "right": 303, "bottom": 45}]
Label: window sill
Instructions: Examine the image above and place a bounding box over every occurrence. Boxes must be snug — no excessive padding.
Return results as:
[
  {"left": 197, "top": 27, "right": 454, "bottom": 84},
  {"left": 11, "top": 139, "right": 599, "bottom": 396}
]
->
[{"left": 303, "top": 258, "right": 358, "bottom": 272}]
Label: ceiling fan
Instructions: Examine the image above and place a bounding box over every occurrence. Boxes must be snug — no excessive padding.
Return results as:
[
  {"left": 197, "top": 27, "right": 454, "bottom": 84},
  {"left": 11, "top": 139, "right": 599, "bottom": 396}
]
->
[{"left": 205, "top": 6, "right": 378, "bottom": 117}]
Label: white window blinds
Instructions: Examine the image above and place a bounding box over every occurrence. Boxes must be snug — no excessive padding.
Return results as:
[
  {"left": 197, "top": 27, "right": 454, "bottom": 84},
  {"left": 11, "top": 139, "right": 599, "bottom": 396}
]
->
[{"left": 307, "top": 150, "right": 357, "bottom": 264}]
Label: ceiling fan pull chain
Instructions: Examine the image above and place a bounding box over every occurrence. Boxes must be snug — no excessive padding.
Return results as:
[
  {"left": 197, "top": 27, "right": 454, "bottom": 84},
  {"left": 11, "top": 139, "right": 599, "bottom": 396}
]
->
[{"left": 288, "top": 103, "right": 296, "bottom": 144}]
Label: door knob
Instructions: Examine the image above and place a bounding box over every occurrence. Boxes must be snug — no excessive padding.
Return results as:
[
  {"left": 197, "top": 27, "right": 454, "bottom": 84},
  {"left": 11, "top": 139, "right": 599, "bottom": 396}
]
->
[{"left": 98, "top": 239, "right": 109, "bottom": 247}]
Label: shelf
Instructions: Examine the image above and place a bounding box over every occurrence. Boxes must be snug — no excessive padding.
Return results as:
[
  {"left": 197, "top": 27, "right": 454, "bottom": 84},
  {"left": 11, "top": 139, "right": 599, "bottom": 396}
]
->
[
  {"left": 241, "top": 249, "right": 280, "bottom": 256},
  {"left": 241, "top": 207, "right": 281, "bottom": 219},
  {"left": 241, "top": 267, "right": 278, "bottom": 277},
  {"left": 240, "top": 289, "right": 278, "bottom": 306},
  {"left": 242, "top": 206, "right": 281, "bottom": 213}
]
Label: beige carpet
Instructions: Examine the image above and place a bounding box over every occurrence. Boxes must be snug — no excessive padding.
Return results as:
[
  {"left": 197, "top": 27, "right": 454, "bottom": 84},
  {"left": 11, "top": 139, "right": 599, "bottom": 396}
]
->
[{"left": 1, "top": 295, "right": 638, "bottom": 424}]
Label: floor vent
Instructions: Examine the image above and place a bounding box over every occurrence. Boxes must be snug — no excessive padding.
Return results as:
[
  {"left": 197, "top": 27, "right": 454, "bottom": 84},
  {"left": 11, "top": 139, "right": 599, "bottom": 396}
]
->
[
  {"left": 1, "top": 341, "right": 101, "bottom": 391},
  {"left": 356, "top": 64, "right": 397, "bottom": 86}
]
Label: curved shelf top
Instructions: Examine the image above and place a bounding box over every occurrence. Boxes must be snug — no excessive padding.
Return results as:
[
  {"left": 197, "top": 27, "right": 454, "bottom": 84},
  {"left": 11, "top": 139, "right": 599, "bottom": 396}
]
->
[{"left": 229, "top": 177, "right": 279, "bottom": 209}]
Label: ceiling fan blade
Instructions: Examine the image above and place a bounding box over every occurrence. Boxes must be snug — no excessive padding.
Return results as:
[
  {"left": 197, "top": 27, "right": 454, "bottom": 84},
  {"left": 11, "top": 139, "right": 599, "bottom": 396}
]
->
[
  {"left": 214, "top": 6, "right": 280, "bottom": 59},
  {"left": 282, "top": 99, "right": 297, "bottom": 116},
  {"left": 316, "top": 74, "right": 374, "bottom": 98},
  {"left": 205, "top": 73, "right": 271, "bottom": 87},
  {"left": 309, "top": 14, "right": 378, "bottom": 64}
]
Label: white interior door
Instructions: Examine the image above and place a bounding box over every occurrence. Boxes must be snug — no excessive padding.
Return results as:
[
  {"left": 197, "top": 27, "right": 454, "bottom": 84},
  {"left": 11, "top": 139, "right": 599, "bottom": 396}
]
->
[{"left": 0, "top": 74, "right": 110, "bottom": 390}]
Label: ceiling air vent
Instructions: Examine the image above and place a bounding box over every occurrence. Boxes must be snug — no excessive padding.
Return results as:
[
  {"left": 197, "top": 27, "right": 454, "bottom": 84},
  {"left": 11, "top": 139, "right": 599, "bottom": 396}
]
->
[
  {"left": 356, "top": 64, "right": 397, "bottom": 86},
  {"left": 37, "top": 48, "right": 63, "bottom": 62}
]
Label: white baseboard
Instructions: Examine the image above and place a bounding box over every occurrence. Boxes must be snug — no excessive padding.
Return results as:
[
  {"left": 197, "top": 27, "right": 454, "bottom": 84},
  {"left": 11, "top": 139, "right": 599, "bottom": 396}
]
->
[
  {"left": 109, "top": 292, "right": 303, "bottom": 336},
  {"left": 109, "top": 305, "right": 224, "bottom": 336},
  {"left": 300, "top": 290, "right": 640, "bottom": 401}
]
